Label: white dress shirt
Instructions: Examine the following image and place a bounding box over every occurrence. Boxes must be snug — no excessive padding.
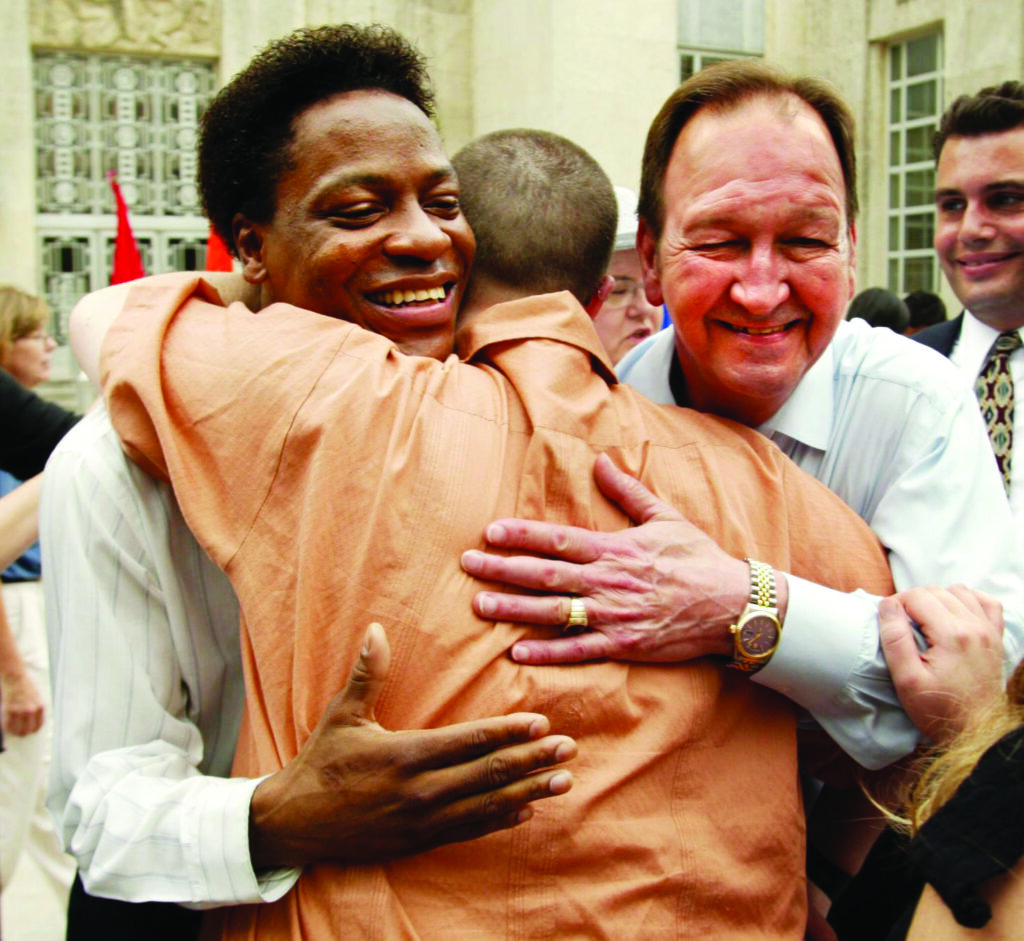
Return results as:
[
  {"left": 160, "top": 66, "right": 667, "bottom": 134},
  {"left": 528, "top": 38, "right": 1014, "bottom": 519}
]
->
[
  {"left": 618, "top": 317, "right": 1024, "bottom": 768},
  {"left": 948, "top": 311, "right": 1024, "bottom": 547},
  {"left": 41, "top": 406, "right": 299, "bottom": 905}
]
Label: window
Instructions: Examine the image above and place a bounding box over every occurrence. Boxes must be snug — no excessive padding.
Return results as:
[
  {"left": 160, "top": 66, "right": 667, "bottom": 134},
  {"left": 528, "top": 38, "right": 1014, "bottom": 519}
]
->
[
  {"left": 887, "top": 33, "right": 943, "bottom": 294},
  {"left": 678, "top": 0, "right": 763, "bottom": 81},
  {"left": 34, "top": 51, "right": 216, "bottom": 341}
]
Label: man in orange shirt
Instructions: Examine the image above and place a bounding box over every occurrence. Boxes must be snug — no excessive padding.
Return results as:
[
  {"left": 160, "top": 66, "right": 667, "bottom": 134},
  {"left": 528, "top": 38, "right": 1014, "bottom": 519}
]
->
[
  {"left": 93, "top": 124, "right": 894, "bottom": 937},
  {"left": 47, "top": 26, "right": 579, "bottom": 941}
]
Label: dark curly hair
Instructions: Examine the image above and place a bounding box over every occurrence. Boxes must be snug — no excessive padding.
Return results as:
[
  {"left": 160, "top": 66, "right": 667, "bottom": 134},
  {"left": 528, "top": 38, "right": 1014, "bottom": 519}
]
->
[
  {"left": 934, "top": 80, "right": 1024, "bottom": 160},
  {"left": 198, "top": 24, "right": 435, "bottom": 255}
]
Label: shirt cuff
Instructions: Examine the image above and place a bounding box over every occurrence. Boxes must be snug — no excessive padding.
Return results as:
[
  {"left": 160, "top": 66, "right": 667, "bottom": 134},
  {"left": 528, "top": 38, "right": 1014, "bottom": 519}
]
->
[
  {"left": 183, "top": 775, "right": 300, "bottom": 907},
  {"left": 753, "top": 574, "right": 919, "bottom": 769}
]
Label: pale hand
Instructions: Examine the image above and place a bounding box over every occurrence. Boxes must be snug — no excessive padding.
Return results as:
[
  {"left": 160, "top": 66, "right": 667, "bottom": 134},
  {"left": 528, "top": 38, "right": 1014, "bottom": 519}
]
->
[
  {"left": 461, "top": 453, "right": 774, "bottom": 665},
  {"left": 879, "top": 585, "right": 1005, "bottom": 745},
  {"left": 248, "top": 622, "right": 576, "bottom": 869}
]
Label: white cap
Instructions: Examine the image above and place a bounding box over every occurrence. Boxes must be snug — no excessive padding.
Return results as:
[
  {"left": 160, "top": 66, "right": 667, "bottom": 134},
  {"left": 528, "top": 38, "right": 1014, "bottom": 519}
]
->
[{"left": 614, "top": 185, "right": 639, "bottom": 252}]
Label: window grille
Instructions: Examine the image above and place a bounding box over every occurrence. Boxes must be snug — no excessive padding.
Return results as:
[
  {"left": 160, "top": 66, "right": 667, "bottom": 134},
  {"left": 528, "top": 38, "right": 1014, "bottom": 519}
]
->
[
  {"left": 34, "top": 51, "right": 216, "bottom": 341},
  {"left": 887, "top": 33, "right": 943, "bottom": 294}
]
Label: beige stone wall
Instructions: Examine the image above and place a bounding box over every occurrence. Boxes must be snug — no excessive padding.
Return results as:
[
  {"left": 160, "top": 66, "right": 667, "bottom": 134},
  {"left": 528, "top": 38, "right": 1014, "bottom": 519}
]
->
[
  {"left": 0, "top": 0, "right": 36, "bottom": 293},
  {"left": 768, "top": 0, "right": 1024, "bottom": 309},
  {"left": 471, "top": 0, "right": 678, "bottom": 191}
]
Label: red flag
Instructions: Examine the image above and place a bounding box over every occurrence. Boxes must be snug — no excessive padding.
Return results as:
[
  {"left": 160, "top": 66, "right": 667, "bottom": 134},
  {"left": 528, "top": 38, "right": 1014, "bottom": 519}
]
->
[
  {"left": 108, "top": 171, "right": 145, "bottom": 284},
  {"left": 205, "top": 224, "right": 234, "bottom": 271}
]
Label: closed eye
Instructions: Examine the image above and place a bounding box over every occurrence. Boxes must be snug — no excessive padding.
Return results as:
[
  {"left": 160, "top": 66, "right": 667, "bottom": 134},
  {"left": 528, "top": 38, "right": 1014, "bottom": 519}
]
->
[
  {"left": 325, "top": 203, "right": 386, "bottom": 227},
  {"left": 426, "top": 195, "right": 461, "bottom": 218},
  {"left": 782, "top": 236, "right": 831, "bottom": 248}
]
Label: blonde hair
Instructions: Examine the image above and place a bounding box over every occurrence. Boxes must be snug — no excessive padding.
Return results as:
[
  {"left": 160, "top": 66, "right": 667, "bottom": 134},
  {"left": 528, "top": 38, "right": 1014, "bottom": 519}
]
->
[
  {"left": 0, "top": 286, "right": 51, "bottom": 367},
  {"left": 899, "top": 659, "right": 1024, "bottom": 833}
]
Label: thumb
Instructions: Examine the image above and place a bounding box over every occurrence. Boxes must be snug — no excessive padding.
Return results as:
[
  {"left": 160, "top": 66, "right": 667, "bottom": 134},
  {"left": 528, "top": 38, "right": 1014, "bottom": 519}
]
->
[
  {"left": 593, "top": 452, "right": 681, "bottom": 525},
  {"left": 337, "top": 622, "right": 391, "bottom": 723}
]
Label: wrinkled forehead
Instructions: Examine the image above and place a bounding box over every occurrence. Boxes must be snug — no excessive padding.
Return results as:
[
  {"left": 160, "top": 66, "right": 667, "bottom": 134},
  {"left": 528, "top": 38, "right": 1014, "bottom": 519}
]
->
[{"left": 668, "top": 94, "right": 849, "bottom": 227}]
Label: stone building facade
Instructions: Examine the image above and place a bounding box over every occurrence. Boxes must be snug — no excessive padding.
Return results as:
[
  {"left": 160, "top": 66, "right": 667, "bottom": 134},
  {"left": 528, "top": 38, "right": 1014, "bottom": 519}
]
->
[{"left": 1, "top": 0, "right": 1021, "bottom": 404}]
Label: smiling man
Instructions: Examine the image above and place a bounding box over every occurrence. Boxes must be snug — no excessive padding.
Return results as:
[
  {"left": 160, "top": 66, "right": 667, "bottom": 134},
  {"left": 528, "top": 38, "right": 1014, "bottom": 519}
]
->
[
  {"left": 644, "top": 92, "right": 854, "bottom": 425},
  {"left": 223, "top": 93, "right": 469, "bottom": 360},
  {"left": 914, "top": 81, "right": 1024, "bottom": 535},
  {"left": 463, "top": 61, "right": 1024, "bottom": 781}
]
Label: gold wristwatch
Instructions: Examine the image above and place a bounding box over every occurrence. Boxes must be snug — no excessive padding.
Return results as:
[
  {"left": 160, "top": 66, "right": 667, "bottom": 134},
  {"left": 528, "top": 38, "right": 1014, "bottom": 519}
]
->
[{"left": 729, "top": 559, "right": 781, "bottom": 673}]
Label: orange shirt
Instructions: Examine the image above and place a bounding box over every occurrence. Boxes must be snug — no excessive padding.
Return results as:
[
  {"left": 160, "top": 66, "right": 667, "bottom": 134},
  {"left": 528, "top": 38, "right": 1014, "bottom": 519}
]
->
[{"left": 104, "top": 279, "right": 894, "bottom": 939}]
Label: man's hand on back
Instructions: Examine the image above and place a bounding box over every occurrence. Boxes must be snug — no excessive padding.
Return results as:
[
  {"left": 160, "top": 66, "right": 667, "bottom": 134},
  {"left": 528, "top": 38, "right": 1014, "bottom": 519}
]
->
[
  {"left": 461, "top": 453, "right": 781, "bottom": 665},
  {"left": 248, "top": 622, "right": 576, "bottom": 869}
]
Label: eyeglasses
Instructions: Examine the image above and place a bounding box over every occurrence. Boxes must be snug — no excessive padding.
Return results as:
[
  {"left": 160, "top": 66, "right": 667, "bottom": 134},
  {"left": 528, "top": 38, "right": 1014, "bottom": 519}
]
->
[
  {"left": 604, "top": 277, "right": 645, "bottom": 310},
  {"left": 14, "top": 330, "right": 52, "bottom": 344}
]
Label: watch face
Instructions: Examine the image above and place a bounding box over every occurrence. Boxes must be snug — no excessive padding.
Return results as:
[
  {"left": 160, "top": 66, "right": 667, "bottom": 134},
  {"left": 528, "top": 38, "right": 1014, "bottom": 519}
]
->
[{"left": 740, "top": 614, "right": 779, "bottom": 656}]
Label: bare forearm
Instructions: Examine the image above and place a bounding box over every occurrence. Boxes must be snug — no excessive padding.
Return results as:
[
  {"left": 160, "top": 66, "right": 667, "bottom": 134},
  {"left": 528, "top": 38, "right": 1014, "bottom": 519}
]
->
[
  {"left": 0, "top": 474, "right": 42, "bottom": 571},
  {"left": 0, "top": 592, "right": 24, "bottom": 678}
]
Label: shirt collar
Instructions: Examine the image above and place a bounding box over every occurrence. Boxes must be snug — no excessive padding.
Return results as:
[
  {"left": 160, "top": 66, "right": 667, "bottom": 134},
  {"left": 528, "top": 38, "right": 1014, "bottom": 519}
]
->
[
  {"left": 455, "top": 291, "right": 618, "bottom": 385},
  {"left": 953, "top": 310, "right": 1020, "bottom": 377},
  {"left": 617, "top": 318, "right": 836, "bottom": 451}
]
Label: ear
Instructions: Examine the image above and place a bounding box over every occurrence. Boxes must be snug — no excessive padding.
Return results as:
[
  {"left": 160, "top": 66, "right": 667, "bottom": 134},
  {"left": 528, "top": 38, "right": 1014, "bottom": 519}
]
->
[
  {"left": 846, "top": 221, "right": 858, "bottom": 300},
  {"left": 233, "top": 213, "right": 270, "bottom": 285},
  {"left": 637, "top": 218, "right": 665, "bottom": 307},
  {"left": 585, "top": 274, "right": 615, "bottom": 317}
]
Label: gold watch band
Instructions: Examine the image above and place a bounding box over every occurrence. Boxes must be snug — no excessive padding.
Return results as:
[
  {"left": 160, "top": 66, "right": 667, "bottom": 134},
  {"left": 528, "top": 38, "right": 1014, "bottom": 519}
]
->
[
  {"left": 747, "top": 558, "right": 777, "bottom": 608},
  {"left": 728, "top": 558, "right": 781, "bottom": 673}
]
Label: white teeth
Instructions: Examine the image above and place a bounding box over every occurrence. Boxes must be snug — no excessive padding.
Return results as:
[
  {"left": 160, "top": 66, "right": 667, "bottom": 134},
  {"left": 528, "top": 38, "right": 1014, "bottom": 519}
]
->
[{"left": 377, "top": 286, "right": 447, "bottom": 306}]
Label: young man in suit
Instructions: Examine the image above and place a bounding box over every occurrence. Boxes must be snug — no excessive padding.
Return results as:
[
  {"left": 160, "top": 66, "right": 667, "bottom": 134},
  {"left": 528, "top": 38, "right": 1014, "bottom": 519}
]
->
[{"left": 914, "top": 81, "right": 1024, "bottom": 533}]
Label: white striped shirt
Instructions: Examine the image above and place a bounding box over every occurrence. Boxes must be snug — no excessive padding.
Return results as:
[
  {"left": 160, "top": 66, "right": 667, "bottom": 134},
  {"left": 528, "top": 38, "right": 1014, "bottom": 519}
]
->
[{"left": 41, "top": 406, "right": 298, "bottom": 905}]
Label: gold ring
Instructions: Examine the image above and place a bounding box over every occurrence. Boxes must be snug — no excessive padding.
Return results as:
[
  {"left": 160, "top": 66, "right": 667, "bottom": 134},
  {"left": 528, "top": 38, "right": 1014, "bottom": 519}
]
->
[{"left": 564, "top": 597, "right": 589, "bottom": 632}]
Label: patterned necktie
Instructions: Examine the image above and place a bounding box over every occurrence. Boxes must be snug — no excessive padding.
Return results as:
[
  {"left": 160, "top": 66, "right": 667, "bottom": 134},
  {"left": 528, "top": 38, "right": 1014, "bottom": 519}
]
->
[{"left": 975, "top": 329, "right": 1023, "bottom": 495}]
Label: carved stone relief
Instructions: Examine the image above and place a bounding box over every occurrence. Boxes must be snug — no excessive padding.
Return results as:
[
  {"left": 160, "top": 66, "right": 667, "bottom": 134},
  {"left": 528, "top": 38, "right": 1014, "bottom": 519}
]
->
[{"left": 30, "top": 0, "right": 220, "bottom": 57}]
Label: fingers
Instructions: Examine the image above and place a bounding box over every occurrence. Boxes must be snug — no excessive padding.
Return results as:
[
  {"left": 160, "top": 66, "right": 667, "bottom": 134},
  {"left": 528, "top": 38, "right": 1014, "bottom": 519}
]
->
[
  {"left": 411, "top": 733, "right": 576, "bottom": 844},
  {"left": 896, "top": 587, "right": 963, "bottom": 645},
  {"left": 510, "top": 633, "right": 616, "bottom": 665},
  {"left": 478, "top": 519, "right": 602, "bottom": 564},
  {"left": 950, "top": 586, "right": 1005, "bottom": 637},
  {"left": 463, "top": 551, "right": 586, "bottom": 596},
  {"left": 474, "top": 590, "right": 578, "bottom": 626},
  {"left": 899, "top": 586, "right": 1003, "bottom": 651},
  {"left": 592, "top": 453, "right": 681, "bottom": 525},
  {"left": 427, "top": 766, "right": 575, "bottom": 850},
  {"left": 401, "top": 711, "right": 557, "bottom": 772},
  {"left": 455, "top": 734, "right": 576, "bottom": 798},
  {"left": 335, "top": 622, "right": 391, "bottom": 724},
  {"left": 878, "top": 595, "right": 926, "bottom": 689}
]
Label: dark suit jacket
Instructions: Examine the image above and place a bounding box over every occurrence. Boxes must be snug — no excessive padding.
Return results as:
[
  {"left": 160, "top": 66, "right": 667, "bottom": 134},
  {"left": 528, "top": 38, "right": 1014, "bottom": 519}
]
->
[{"left": 912, "top": 312, "right": 964, "bottom": 357}]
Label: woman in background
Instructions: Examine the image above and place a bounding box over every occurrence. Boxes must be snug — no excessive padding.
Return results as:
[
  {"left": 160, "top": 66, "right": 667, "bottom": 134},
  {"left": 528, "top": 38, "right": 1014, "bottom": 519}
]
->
[{"left": 0, "top": 285, "right": 76, "bottom": 920}]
